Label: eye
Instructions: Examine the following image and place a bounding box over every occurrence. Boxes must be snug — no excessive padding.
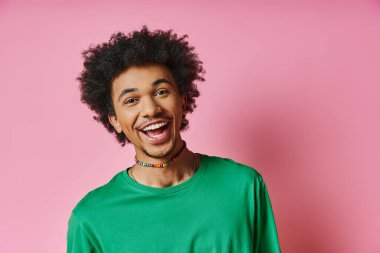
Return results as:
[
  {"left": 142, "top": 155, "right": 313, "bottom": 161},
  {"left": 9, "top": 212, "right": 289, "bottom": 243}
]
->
[
  {"left": 124, "top": 98, "right": 138, "bottom": 105},
  {"left": 155, "top": 89, "right": 169, "bottom": 96}
]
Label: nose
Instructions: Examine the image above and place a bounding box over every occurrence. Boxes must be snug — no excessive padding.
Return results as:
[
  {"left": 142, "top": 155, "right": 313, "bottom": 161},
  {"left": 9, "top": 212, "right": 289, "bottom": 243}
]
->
[{"left": 140, "top": 96, "right": 162, "bottom": 117}]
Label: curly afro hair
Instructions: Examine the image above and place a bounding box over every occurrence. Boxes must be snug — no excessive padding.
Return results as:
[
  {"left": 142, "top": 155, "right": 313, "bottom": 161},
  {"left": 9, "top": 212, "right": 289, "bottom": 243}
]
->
[{"left": 78, "top": 26, "right": 205, "bottom": 147}]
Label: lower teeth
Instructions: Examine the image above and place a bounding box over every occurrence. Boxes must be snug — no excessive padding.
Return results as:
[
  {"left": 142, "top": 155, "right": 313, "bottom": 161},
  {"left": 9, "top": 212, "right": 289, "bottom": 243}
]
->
[{"left": 146, "top": 129, "right": 166, "bottom": 139}]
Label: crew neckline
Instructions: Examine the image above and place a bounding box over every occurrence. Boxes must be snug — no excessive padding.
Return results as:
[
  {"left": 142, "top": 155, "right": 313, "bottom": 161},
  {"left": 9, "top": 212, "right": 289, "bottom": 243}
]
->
[{"left": 121, "top": 153, "right": 209, "bottom": 195}]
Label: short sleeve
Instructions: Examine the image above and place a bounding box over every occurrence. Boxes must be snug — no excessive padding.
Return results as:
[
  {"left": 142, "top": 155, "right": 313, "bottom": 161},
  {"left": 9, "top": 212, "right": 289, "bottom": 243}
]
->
[
  {"left": 253, "top": 176, "right": 281, "bottom": 253},
  {"left": 67, "top": 212, "right": 96, "bottom": 253}
]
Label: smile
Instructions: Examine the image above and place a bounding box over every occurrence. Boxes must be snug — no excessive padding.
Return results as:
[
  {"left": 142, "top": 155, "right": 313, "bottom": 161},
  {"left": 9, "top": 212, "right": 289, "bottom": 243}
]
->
[
  {"left": 142, "top": 121, "right": 168, "bottom": 132},
  {"left": 140, "top": 121, "right": 171, "bottom": 145}
]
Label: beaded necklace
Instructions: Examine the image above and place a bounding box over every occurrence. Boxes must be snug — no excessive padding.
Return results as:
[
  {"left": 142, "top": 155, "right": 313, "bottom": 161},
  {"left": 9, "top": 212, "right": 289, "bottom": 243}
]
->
[
  {"left": 129, "top": 150, "right": 196, "bottom": 184},
  {"left": 134, "top": 141, "right": 187, "bottom": 168}
]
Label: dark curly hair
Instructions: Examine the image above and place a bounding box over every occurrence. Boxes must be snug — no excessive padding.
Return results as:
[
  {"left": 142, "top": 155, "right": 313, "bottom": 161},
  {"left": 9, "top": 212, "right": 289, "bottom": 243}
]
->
[{"left": 78, "top": 26, "right": 205, "bottom": 147}]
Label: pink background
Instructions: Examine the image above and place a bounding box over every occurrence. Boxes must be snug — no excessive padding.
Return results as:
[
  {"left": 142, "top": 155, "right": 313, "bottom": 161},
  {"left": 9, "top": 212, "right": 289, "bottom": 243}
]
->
[{"left": 1, "top": 0, "right": 379, "bottom": 252}]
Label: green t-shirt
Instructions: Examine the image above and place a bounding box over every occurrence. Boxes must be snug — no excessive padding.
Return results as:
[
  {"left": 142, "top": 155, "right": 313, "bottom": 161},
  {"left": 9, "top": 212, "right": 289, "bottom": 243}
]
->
[{"left": 67, "top": 154, "right": 281, "bottom": 253}]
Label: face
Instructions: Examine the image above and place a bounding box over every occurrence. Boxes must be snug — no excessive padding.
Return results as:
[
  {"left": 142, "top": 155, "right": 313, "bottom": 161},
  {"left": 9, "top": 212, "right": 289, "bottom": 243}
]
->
[{"left": 108, "top": 64, "right": 187, "bottom": 160}]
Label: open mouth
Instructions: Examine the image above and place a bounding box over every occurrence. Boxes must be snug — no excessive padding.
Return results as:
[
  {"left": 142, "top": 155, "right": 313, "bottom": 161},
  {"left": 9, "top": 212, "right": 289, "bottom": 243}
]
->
[
  {"left": 142, "top": 123, "right": 169, "bottom": 138},
  {"left": 140, "top": 121, "right": 171, "bottom": 144}
]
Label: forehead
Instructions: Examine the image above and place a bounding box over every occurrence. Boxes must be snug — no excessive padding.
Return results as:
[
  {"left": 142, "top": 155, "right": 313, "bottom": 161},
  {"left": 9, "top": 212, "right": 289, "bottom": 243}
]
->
[{"left": 111, "top": 64, "right": 175, "bottom": 94}]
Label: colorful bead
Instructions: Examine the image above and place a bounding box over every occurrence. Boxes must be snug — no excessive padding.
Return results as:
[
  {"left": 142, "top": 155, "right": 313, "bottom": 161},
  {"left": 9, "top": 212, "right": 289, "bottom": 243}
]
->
[{"left": 134, "top": 141, "right": 187, "bottom": 168}]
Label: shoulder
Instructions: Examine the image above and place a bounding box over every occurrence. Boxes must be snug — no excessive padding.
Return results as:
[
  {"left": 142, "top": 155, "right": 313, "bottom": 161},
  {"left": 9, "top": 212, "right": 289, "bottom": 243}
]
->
[
  {"left": 70, "top": 171, "right": 124, "bottom": 220},
  {"left": 203, "top": 154, "right": 265, "bottom": 185}
]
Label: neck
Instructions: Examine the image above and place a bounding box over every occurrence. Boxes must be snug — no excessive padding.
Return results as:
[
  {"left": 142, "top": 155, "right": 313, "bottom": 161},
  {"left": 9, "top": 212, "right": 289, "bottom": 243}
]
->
[{"left": 130, "top": 145, "right": 198, "bottom": 188}]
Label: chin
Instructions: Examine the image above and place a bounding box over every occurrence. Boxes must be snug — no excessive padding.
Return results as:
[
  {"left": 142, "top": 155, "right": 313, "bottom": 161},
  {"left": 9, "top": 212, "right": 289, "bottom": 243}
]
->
[{"left": 144, "top": 138, "right": 176, "bottom": 159}]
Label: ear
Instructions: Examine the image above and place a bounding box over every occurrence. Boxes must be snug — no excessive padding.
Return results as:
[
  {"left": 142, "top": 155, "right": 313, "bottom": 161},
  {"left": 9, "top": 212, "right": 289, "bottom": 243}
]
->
[
  {"left": 108, "top": 114, "right": 122, "bottom": 133},
  {"left": 181, "top": 95, "right": 187, "bottom": 114}
]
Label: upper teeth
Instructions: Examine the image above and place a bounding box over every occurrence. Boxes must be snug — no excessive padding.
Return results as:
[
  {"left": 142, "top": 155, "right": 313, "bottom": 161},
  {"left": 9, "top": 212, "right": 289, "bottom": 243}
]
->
[{"left": 142, "top": 122, "right": 168, "bottom": 131}]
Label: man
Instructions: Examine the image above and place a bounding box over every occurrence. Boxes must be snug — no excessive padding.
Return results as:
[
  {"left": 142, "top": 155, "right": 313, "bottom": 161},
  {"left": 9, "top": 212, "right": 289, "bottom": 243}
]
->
[{"left": 68, "top": 26, "right": 281, "bottom": 253}]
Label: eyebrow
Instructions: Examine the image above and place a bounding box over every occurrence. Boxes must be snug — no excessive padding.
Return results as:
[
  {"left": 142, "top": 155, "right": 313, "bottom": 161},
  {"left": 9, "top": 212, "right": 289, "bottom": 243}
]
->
[{"left": 117, "top": 78, "right": 173, "bottom": 102}]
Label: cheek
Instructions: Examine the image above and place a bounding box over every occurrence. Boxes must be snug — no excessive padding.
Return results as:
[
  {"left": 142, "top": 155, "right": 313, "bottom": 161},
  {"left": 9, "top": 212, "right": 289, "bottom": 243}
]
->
[
  {"left": 163, "top": 101, "right": 182, "bottom": 126},
  {"left": 174, "top": 107, "right": 184, "bottom": 126},
  {"left": 118, "top": 112, "right": 137, "bottom": 132}
]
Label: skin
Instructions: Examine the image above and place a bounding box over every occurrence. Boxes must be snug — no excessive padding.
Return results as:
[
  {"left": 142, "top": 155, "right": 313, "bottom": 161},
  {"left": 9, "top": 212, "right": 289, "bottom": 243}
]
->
[{"left": 108, "top": 64, "right": 200, "bottom": 188}]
